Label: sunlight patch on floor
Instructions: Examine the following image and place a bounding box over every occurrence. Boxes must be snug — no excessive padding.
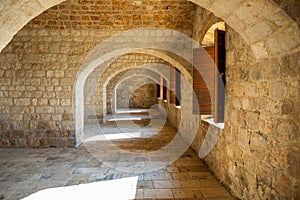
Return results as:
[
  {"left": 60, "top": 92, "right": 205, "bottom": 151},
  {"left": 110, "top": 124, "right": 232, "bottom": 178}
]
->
[
  {"left": 107, "top": 117, "right": 145, "bottom": 121},
  {"left": 84, "top": 132, "right": 144, "bottom": 141},
  {"left": 22, "top": 176, "right": 139, "bottom": 200},
  {"left": 115, "top": 108, "right": 149, "bottom": 113}
]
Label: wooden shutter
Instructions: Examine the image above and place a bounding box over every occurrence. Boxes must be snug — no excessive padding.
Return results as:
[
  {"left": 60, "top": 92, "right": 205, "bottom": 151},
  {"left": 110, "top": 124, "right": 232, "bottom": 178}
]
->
[
  {"left": 163, "top": 78, "right": 167, "bottom": 100},
  {"left": 170, "top": 67, "right": 181, "bottom": 105},
  {"left": 156, "top": 83, "right": 160, "bottom": 98},
  {"left": 175, "top": 68, "right": 181, "bottom": 106},
  {"left": 169, "top": 67, "right": 176, "bottom": 104},
  {"left": 193, "top": 47, "right": 215, "bottom": 114},
  {"left": 214, "top": 29, "right": 226, "bottom": 123},
  {"left": 160, "top": 76, "right": 164, "bottom": 99}
]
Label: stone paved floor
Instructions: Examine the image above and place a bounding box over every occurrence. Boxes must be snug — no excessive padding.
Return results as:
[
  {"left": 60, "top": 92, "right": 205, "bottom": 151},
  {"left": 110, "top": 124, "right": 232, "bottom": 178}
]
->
[{"left": 0, "top": 112, "right": 235, "bottom": 199}]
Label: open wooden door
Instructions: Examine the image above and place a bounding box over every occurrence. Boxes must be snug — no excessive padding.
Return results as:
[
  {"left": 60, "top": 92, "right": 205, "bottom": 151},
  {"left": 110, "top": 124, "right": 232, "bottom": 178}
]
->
[
  {"left": 170, "top": 67, "right": 176, "bottom": 104},
  {"left": 193, "top": 46, "right": 215, "bottom": 114},
  {"left": 175, "top": 68, "right": 181, "bottom": 106},
  {"left": 214, "top": 29, "right": 226, "bottom": 123}
]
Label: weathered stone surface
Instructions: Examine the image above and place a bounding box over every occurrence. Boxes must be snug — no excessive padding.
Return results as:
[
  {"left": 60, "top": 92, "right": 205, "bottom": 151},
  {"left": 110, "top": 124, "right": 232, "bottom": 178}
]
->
[
  {"left": 0, "top": 0, "right": 299, "bottom": 199},
  {"left": 117, "top": 80, "right": 156, "bottom": 109},
  {"left": 287, "top": 147, "right": 300, "bottom": 180},
  {"left": 179, "top": 6, "right": 300, "bottom": 199},
  {"left": 0, "top": 0, "right": 194, "bottom": 148},
  {"left": 88, "top": 53, "right": 169, "bottom": 121}
]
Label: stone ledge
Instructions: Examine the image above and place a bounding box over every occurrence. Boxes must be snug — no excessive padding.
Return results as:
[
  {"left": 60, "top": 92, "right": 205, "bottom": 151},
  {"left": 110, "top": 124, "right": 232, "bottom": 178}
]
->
[{"left": 201, "top": 115, "right": 224, "bottom": 129}]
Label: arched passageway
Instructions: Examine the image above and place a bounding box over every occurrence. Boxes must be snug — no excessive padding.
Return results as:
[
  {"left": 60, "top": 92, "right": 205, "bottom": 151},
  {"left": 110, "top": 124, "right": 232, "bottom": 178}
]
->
[
  {"left": 74, "top": 33, "right": 201, "bottom": 146},
  {"left": 0, "top": 0, "right": 299, "bottom": 199},
  {"left": 0, "top": 0, "right": 299, "bottom": 58}
]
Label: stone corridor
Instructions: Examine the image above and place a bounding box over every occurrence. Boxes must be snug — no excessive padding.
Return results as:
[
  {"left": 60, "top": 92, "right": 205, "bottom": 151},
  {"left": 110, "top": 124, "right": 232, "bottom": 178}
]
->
[
  {"left": 0, "top": 0, "right": 299, "bottom": 199},
  {"left": 0, "top": 112, "right": 234, "bottom": 199}
]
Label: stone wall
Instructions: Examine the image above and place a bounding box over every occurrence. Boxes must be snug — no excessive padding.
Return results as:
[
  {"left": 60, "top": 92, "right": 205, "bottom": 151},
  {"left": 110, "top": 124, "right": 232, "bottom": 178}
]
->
[
  {"left": 160, "top": 5, "right": 300, "bottom": 200},
  {"left": 26, "top": 0, "right": 195, "bottom": 30},
  {"left": 89, "top": 54, "right": 169, "bottom": 121},
  {"left": 158, "top": 3, "right": 299, "bottom": 199},
  {"left": 0, "top": 28, "right": 106, "bottom": 147},
  {"left": 273, "top": 0, "right": 300, "bottom": 26},
  {"left": 192, "top": 6, "right": 222, "bottom": 44},
  {"left": 116, "top": 78, "right": 156, "bottom": 109},
  {"left": 0, "top": 0, "right": 299, "bottom": 198},
  {"left": 202, "top": 26, "right": 300, "bottom": 200},
  {"left": 159, "top": 100, "right": 181, "bottom": 130},
  {"left": 0, "top": 0, "right": 194, "bottom": 147}
]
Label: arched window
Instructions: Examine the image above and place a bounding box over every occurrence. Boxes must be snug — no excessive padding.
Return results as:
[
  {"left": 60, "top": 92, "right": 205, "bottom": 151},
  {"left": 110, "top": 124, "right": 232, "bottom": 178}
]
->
[
  {"left": 169, "top": 67, "right": 181, "bottom": 106},
  {"left": 193, "top": 22, "right": 226, "bottom": 123},
  {"left": 201, "top": 22, "right": 225, "bottom": 47}
]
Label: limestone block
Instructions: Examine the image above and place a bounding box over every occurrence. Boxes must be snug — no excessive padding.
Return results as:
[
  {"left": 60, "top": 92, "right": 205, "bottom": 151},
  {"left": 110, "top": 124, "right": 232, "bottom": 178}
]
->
[
  {"left": 49, "top": 42, "right": 60, "bottom": 53},
  {"left": 37, "top": 99, "right": 48, "bottom": 106},
  {"left": 40, "top": 114, "right": 51, "bottom": 121},
  {"left": 52, "top": 114, "right": 62, "bottom": 121},
  {"left": 258, "top": 82, "right": 269, "bottom": 97},
  {"left": 36, "top": 106, "right": 54, "bottom": 114},
  {"left": 245, "top": 22, "right": 273, "bottom": 44},
  {"left": 37, "top": 0, "right": 65, "bottom": 10},
  {"left": 265, "top": 98, "right": 282, "bottom": 114},
  {"left": 245, "top": 111, "right": 260, "bottom": 131},
  {"left": 251, "top": 42, "right": 269, "bottom": 59},
  {"left": 256, "top": 161, "right": 273, "bottom": 189},
  {"left": 14, "top": 98, "right": 31, "bottom": 106},
  {"left": 266, "top": 140, "right": 286, "bottom": 169},
  {"left": 275, "top": 118, "right": 299, "bottom": 142},
  {"left": 270, "top": 81, "right": 288, "bottom": 99},
  {"left": 274, "top": 172, "right": 293, "bottom": 199},
  {"left": 62, "top": 113, "right": 73, "bottom": 121},
  {"left": 235, "top": 0, "right": 273, "bottom": 25},
  {"left": 61, "top": 99, "right": 71, "bottom": 106},
  {"left": 245, "top": 83, "right": 257, "bottom": 97},
  {"left": 231, "top": 97, "right": 241, "bottom": 109},
  {"left": 237, "top": 128, "right": 250, "bottom": 151},
  {"left": 280, "top": 53, "right": 299, "bottom": 79},
  {"left": 287, "top": 147, "right": 300, "bottom": 180},
  {"left": 210, "top": 0, "right": 242, "bottom": 18},
  {"left": 249, "top": 132, "right": 266, "bottom": 161}
]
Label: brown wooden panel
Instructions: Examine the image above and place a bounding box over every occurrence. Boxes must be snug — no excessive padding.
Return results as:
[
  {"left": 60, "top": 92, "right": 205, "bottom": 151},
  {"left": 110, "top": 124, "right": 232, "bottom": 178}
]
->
[
  {"left": 169, "top": 67, "right": 181, "bottom": 106},
  {"left": 156, "top": 83, "right": 160, "bottom": 98},
  {"left": 193, "top": 46, "right": 215, "bottom": 114},
  {"left": 214, "top": 29, "right": 226, "bottom": 123},
  {"left": 175, "top": 68, "right": 181, "bottom": 106},
  {"left": 163, "top": 78, "right": 167, "bottom": 100},
  {"left": 169, "top": 67, "right": 176, "bottom": 104},
  {"left": 160, "top": 76, "right": 164, "bottom": 99}
]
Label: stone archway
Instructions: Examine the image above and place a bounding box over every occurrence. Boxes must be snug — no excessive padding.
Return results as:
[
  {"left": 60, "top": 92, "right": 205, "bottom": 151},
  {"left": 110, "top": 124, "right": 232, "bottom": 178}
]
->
[
  {"left": 74, "top": 28, "right": 202, "bottom": 146},
  {"left": 0, "top": 0, "right": 65, "bottom": 51},
  {"left": 202, "top": 21, "right": 225, "bottom": 46},
  {"left": 101, "top": 64, "right": 170, "bottom": 121},
  {"left": 113, "top": 74, "right": 159, "bottom": 112},
  {"left": 84, "top": 62, "right": 171, "bottom": 124},
  {"left": 0, "top": 1, "right": 298, "bottom": 198},
  {"left": 0, "top": 0, "right": 299, "bottom": 60}
]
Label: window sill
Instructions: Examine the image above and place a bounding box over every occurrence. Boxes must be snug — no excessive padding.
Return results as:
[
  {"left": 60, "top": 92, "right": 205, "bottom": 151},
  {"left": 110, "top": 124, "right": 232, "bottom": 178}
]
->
[{"left": 201, "top": 115, "right": 224, "bottom": 129}]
